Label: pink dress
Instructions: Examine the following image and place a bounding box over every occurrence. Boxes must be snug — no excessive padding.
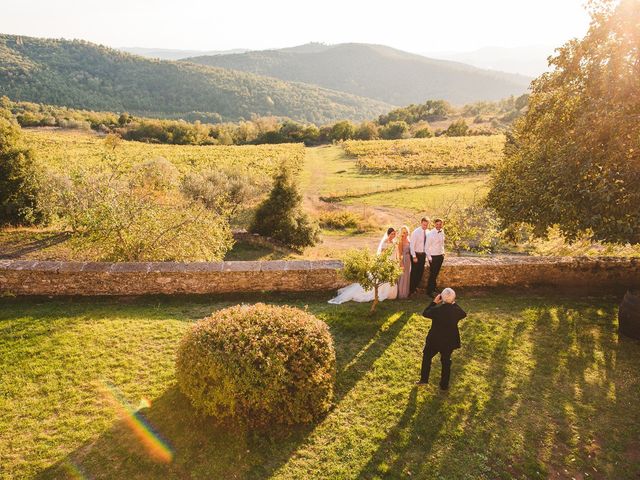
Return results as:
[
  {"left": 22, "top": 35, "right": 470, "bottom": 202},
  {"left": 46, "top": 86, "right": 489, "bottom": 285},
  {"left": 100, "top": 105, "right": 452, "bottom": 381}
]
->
[{"left": 398, "top": 241, "right": 411, "bottom": 298}]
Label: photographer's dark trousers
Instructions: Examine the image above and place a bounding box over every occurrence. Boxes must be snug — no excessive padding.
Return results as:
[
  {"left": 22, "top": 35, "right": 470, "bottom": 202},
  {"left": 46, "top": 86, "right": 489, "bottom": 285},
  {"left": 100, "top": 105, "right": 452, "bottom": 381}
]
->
[
  {"left": 426, "top": 254, "right": 444, "bottom": 295},
  {"left": 419, "top": 345, "right": 453, "bottom": 388},
  {"left": 409, "top": 252, "right": 426, "bottom": 294}
]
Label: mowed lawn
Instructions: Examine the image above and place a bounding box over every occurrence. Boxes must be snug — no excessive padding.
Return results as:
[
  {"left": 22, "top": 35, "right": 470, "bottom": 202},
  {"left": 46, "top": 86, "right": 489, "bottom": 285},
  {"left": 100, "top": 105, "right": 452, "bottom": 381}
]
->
[{"left": 1, "top": 294, "right": 639, "bottom": 479}]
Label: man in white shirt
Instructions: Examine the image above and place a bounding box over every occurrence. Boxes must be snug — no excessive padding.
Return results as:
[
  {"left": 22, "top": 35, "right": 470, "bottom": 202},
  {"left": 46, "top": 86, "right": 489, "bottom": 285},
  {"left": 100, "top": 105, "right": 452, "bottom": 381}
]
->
[
  {"left": 409, "top": 217, "right": 430, "bottom": 295},
  {"left": 425, "top": 218, "right": 445, "bottom": 297}
]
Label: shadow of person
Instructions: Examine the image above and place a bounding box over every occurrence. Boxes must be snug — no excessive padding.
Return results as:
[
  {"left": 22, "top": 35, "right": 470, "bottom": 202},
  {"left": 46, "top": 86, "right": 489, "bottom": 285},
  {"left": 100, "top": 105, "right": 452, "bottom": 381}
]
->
[{"left": 331, "top": 308, "right": 412, "bottom": 403}]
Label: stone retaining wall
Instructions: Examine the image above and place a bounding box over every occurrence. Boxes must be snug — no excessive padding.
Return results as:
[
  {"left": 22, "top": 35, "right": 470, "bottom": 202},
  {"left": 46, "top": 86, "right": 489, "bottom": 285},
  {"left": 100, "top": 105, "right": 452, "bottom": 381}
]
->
[{"left": 0, "top": 256, "right": 638, "bottom": 296}]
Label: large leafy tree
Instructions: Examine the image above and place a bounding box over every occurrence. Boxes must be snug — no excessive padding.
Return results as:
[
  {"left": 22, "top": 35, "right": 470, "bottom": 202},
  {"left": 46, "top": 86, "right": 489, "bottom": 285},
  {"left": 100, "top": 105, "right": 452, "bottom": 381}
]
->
[
  {"left": 0, "top": 111, "right": 44, "bottom": 226},
  {"left": 487, "top": 0, "right": 640, "bottom": 243}
]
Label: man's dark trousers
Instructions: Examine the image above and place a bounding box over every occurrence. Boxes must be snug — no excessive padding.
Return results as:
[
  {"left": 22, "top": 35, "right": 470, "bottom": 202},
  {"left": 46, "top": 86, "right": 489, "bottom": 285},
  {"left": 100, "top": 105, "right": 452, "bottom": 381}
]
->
[
  {"left": 419, "top": 344, "right": 453, "bottom": 388},
  {"left": 427, "top": 254, "right": 444, "bottom": 295},
  {"left": 409, "top": 252, "right": 426, "bottom": 294}
]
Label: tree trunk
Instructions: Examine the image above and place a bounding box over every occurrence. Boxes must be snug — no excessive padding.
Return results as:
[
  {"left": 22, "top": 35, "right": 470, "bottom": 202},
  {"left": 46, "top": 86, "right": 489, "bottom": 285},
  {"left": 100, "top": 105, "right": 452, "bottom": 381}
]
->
[
  {"left": 371, "top": 286, "right": 379, "bottom": 313},
  {"left": 619, "top": 290, "right": 640, "bottom": 340}
]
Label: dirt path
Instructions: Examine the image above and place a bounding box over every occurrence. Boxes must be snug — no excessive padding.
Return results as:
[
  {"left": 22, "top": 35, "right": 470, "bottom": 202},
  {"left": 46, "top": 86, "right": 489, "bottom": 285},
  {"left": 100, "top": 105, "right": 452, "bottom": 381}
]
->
[{"left": 300, "top": 145, "right": 418, "bottom": 256}]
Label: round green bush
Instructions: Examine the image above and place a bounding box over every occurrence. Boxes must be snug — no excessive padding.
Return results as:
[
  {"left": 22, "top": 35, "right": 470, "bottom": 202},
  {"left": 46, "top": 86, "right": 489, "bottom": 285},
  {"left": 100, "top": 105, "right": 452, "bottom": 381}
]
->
[{"left": 176, "top": 303, "right": 336, "bottom": 426}]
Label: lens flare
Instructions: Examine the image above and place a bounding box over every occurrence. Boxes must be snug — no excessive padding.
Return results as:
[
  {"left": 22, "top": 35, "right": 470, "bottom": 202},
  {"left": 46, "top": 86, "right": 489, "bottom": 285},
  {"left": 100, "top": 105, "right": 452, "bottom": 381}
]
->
[
  {"left": 61, "top": 459, "right": 89, "bottom": 480},
  {"left": 99, "top": 381, "right": 174, "bottom": 463}
]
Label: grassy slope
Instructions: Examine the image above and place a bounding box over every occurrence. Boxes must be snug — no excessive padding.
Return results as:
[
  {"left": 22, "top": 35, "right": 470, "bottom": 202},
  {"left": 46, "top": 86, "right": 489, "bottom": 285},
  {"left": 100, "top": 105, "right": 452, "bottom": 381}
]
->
[{"left": 1, "top": 294, "right": 639, "bottom": 479}]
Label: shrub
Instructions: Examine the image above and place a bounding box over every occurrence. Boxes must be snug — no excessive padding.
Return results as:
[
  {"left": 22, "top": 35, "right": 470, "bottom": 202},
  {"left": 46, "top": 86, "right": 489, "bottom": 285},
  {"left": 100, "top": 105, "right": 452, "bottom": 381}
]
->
[
  {"left": 0, "top": 115, "right": 46, "bottom": 226},
  {"left": 380, "top": 121, "right": 409, "bottom": 140},
  {"left": 318, "top": 210, "right": 375, "bottom": 233},
  {"left": 413, "top": 127, "right": 433, "bottom": 138},
  {"left": 176, "top": 303, "right": 336, "bottom": 426},
  {"left": 130, "top": 156, "right": 180, "bottom": 191},
  {"left": 445, "top": 203, "right": 502, "bottom": 254},
  {"left": 250, "top": 167, "right": 320, "bottom": 251},
  {"left": 181, "top": 167, "right": 269, "bottom": 218},
  {"left": 355, "top": 121, "right": 379, "bottom": 140},
  {"left": 443, "top": 119, "right": 469, "bottom": 137}
]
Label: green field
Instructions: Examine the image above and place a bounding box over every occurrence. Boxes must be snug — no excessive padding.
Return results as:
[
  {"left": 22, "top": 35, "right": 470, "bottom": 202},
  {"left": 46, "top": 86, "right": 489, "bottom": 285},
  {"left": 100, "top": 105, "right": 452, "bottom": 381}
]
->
[
  {"left": 1, "top": 293, "right": 639, "bottom": 479},
  {"left": 302, "top": 145, "right": 486, "bottom": 211},
  {"left": 343, "top": 135, "right": 505, "bottom": 174},
  {"left": 339, "top": 175, "right": 488, "bottom": 212},
  {"left": 0, "top": 134, "right": 493, "bottom": 261},
  {"left": 22, "top": 129, "right": 305, "bottom": 175}
]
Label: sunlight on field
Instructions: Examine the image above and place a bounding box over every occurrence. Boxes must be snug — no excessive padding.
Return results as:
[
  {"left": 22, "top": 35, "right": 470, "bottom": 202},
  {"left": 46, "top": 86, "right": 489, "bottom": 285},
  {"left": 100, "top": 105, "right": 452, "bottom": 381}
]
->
[
  {"left": 343, "top": 135, "right": 505, "bottom": 174},
  {"left": 340, "top": 175, "right": 489, "bottom": 213},
  {"left": 22, "top": 128, "right": 305, "bottom": 175},
  {"left": 2, "top": 295, "right": 638, "bottom": 480}
]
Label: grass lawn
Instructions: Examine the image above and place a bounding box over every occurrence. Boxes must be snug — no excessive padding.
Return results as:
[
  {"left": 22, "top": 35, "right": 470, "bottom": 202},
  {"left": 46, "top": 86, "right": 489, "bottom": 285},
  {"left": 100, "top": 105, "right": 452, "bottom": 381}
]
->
[
  {"left": 1, "top": 293, "right": 639, "bottom": 479},
  {"left": 339, "top": 175, "right": 488, "bottom": 213}
]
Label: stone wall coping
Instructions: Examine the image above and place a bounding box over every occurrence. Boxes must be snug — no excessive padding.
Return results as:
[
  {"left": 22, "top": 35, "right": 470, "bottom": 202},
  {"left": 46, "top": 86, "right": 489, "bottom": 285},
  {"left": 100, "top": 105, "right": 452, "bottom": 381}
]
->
[{"left": 0, "top": 256, "right": 637, "bottom": 274}]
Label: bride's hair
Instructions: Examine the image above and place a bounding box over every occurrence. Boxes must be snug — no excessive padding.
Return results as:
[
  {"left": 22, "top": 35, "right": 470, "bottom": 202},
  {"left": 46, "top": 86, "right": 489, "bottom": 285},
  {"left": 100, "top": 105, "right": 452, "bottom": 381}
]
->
[{"left": 386, "top": 227, "right": 395, "bottom": 235}]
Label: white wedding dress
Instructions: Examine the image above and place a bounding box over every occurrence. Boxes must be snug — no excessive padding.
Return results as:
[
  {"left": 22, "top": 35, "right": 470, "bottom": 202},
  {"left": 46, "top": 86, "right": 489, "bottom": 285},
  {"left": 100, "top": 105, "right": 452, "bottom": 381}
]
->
[{"left": 328, "top": 235, "right": 398, "bottom": 305}]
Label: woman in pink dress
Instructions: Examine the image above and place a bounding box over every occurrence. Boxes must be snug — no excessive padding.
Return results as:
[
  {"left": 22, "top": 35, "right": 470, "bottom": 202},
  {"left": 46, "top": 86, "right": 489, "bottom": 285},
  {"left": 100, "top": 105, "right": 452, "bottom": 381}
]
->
[{"left": 397, "top": 225, "right": 412, "bottom": 299}]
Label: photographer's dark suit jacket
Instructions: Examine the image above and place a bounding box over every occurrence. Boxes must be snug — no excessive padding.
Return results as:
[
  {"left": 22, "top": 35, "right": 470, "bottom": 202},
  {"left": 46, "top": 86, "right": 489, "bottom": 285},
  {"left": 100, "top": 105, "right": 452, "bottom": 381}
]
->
[{"left": 422, "top": 302, "right": 467, "bottom": 351}]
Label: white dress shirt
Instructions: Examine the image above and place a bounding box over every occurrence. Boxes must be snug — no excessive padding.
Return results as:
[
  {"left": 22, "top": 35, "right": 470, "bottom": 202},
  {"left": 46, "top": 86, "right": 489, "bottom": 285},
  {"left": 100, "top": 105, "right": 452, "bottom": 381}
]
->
[
  {"left": 426, "top": 228, "right": 445, "bottom": 261},
  {"left": 409, "top": 227, "right": 429, "bottom": 258}
]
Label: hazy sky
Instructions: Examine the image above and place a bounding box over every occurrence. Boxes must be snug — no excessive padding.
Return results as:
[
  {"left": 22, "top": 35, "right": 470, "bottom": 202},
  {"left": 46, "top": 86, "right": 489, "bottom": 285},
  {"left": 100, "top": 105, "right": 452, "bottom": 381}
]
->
[{"left": 1, "top": 0, "right": 592, "bottom": 53}]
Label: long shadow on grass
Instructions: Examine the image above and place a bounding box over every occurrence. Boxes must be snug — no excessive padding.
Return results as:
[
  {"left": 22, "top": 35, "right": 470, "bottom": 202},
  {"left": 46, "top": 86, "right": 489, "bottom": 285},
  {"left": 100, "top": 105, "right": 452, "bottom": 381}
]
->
[
  {"left": 34, "top": 297, "right": 416, "bottom": 480},
  {"left": 357, "top": 298, "right": 640, "bottom": 480},
  {"left": 486, "top": 302, "right": 640, "bottom": 479},
  {"left": 356, "top": 302, "right": 514, "bottom": 479},
  {"left": 359, "top": 300, "right": 640, "bottom": 479},
  {"left": 0, "top": 232, "right": 70, "bottom": 258}
]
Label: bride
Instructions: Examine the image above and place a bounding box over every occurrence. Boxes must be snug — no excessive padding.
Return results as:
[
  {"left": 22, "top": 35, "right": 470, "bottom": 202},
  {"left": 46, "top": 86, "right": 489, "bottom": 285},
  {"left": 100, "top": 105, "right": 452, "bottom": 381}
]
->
[{"left": 328, "top": 227, "right": 399, "bottom": 304}]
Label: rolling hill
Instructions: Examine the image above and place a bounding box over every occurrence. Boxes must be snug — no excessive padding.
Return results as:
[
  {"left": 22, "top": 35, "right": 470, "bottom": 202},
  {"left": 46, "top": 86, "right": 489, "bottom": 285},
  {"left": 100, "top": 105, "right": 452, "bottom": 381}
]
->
[
  {"left": 185, "top": 43, "right": 532, "bottom": 105},
  {"left": 425, "top": 45, "right": 555, "bottom": 77},
  {"left": 0, "top": 35, "right": 392, "bottom": 124},
  {"left": 118, "top": 47, "right": 249, "bottom": 61}
]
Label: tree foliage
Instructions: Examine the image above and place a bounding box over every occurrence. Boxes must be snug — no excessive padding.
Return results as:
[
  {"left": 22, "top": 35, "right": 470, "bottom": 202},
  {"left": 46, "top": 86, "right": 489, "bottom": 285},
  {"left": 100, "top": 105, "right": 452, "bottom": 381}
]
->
[
  {"left": 341, "top": 247, "right": 401, "bottom": 313},
  {"left": 45, "top": 138, "right": 234, "bottom": 261},
  {"left": 181, "top": 167, "right": 270, "bottom": 219},
  {"left": 380, "top": 121, "right": 409, "bottom": 140},
  {"left": 0, "top": 35, "right": 390, "bottom": 124},
  {"left": 487, "top": 0, "right": 640, "bottom": 243},
  {"left": 250, "top": 167, "right": 320, "bottom": 251},
  {"left": 0, "top": 111, "right": 45, "bottom": 225}
]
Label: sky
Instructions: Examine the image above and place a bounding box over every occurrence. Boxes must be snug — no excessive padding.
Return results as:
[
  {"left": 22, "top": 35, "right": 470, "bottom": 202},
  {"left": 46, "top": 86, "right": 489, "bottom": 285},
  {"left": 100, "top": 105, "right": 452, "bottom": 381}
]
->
[{"left": 1, "top": 0, "right": 592, "bottom": 54}]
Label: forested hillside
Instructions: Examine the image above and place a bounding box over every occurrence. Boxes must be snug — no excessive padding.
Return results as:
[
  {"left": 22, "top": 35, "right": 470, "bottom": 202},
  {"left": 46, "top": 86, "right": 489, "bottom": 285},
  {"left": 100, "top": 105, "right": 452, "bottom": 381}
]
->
[
  {"left": 0, "top": 35, "right": 392, "bottom": 124},
  {"left": 186, "top": 43, "right": 532, "bottom": 105}
]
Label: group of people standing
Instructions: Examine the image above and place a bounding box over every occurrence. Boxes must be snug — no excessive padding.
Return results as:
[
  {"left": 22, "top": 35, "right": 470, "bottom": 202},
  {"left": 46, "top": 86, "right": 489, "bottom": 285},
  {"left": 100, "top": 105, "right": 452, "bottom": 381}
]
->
[
  {"left": 398, "top": 217, "right": 446, "bottom": 299},
  {"left": 329, "top": 216, "right": 466, "bottom": 391},
  {"left": 328, "top": 217, "right": 446, "bottom": 304}
]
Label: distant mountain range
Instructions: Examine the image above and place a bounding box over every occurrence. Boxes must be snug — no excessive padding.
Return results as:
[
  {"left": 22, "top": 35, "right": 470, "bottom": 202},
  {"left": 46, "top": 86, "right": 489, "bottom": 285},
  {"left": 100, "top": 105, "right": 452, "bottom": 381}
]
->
[
  {"left": 0, "top": 35, "right": 392, "bottom": 124},
  {"left": 0, "top": 35, "right": 535, "bottom": 125},
  {"left": 184, "top": 43, "right": 532, "bottom": 105},
  {"left": 119, "top": 47, "right": 249, "bottom": 61},
  {"left": 425, "top": 45, "right": 556, "bottom": 77}
]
